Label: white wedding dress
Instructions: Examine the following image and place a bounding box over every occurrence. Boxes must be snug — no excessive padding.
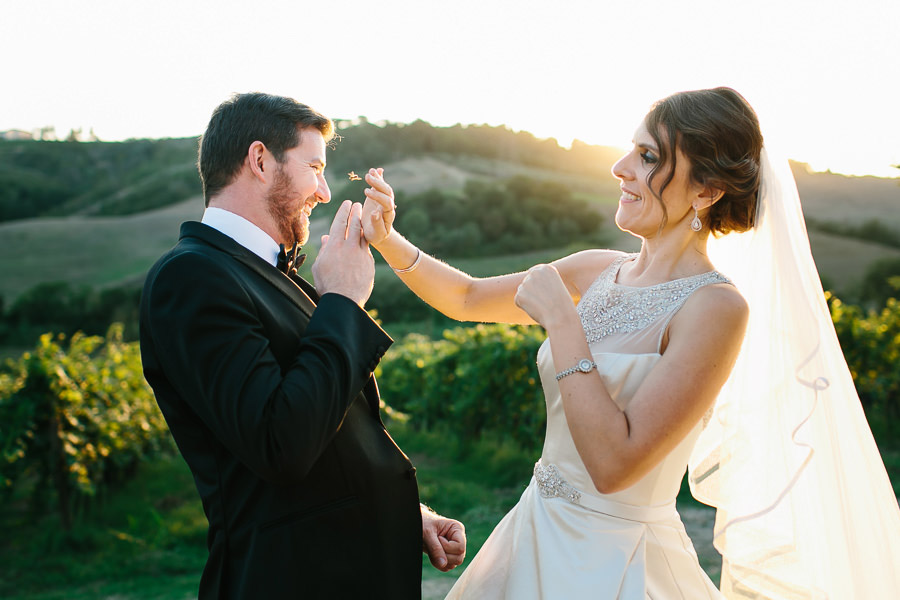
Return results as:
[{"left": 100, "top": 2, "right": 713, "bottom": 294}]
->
[{"left": 446, "top": 253, "right": 727, "bottom": 599}]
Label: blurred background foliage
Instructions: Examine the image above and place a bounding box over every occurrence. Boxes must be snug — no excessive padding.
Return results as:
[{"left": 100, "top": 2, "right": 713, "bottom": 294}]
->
[{"left": 0, "top": 119, "right": 898, "bottom": 598}]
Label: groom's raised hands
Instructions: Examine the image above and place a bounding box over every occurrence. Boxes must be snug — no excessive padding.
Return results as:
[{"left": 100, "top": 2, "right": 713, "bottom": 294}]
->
[{"left": 312, "top": 200, "right": 374, "bottom": 307}]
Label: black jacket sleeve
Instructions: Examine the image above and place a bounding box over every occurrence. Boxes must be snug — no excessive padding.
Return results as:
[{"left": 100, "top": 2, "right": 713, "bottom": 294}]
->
[{"left": 141, "top": 249, "right": 391, "bottom": 483}]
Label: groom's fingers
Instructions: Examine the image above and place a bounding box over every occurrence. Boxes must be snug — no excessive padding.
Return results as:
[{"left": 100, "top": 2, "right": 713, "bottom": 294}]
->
[
  {"left": 327, "top": 200, "right": 352, "bottom": 241},
  {"left": 441, "top": 542, "right": 465, "bottom": 568},
  {"left": 422, "top": 528, "right": 448, "bottom": 569},
  {"left": 347, "top": 202, "right": 366, "bottom": 245}
]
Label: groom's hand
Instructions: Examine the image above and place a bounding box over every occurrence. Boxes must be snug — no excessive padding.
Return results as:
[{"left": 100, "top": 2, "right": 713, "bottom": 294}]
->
[
  {"left": 312, "top": 200, "right": 374, "bottom": 307},
  {"left": 421, "top": 505, "right": 466, "bottom": 572}
]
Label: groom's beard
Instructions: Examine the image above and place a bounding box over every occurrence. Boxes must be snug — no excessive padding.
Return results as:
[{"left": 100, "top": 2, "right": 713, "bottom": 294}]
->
[{"left": 266, "top": 164, "right": 309, "bottom": 247}]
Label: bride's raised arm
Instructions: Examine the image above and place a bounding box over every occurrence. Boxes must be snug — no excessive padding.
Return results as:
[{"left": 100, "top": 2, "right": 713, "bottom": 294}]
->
[{"left": 360, "top": 167, "right": 614, "bottom": 325}]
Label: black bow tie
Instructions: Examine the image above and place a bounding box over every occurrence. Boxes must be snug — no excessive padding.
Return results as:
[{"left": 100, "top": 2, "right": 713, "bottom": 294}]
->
[{"left": 277, "top": 242, "right": 306, "bottom": 275}]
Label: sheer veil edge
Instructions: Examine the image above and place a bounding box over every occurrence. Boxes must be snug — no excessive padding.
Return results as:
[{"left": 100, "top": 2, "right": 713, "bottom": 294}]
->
[{"left": 688, "top": 145, "right": 900, "bottom": 598}]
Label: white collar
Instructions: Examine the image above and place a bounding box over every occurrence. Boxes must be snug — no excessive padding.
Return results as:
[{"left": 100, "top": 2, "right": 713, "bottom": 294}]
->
[{"left": 201, "top": 207, "right": 281, "bottom": 267}]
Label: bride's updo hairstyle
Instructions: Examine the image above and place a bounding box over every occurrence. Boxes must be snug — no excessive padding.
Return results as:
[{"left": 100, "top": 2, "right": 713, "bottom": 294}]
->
[{"left": 645, "top": 87, "right": 763, "bottom": 235}]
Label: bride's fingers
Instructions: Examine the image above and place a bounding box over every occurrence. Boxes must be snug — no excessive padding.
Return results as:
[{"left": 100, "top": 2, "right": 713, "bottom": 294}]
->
[
  {"left": 364, "top": 186, "right": 395, "bottom": 211},
  {"left": 364, "top": 168, "right": 394, "bottom": 198}
]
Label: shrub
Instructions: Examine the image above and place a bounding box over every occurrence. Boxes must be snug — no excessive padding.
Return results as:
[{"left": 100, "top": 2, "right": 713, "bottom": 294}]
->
[
  {"left": 377, "top": 323, "right": 548, "bottom": 452},
  {"left": 0, "top": 324, "right": 172, "bottom": 529},
  {"left": 859, "top": 258, "right": 900, "bottom": 309},
  {"left": 392, "top": 176, "right": 604, "bottom": 260},
  {"left": 829, "top": 293, "right": 900, "bottom": 441},
  {"left": 1, "top": 281, "right": 142, "bottom": 345},
  {"left": 377, "top": 296, "right": 900, "bottom": 456}
]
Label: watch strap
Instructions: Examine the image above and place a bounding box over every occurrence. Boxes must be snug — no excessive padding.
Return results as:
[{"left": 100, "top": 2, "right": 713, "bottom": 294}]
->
[{"left": 555, "top": 358, "right": 597, "bottom": 381}]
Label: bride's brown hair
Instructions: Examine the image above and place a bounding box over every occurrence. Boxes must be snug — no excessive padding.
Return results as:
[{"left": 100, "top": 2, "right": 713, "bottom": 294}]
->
[{"left": 645, "top": 87, "right": 763, "bottom": 235}]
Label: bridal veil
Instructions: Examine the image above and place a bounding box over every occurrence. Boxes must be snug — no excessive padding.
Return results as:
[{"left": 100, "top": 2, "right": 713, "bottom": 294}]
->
[{"left": 688, "top": 144, "right": 900, "bottom": 598}]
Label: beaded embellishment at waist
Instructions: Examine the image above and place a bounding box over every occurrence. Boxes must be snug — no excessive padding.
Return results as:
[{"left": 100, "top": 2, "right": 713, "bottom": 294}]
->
[
  {"left": 534, "top": 461, "right": 582, "bottom": 504},
  {"left": 532, "top": 460, "right": 677, "bottom": 523}
]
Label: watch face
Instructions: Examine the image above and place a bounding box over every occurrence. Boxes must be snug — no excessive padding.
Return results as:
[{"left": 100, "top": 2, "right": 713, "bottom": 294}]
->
[{"left": 578, "top": 358, "right": 593, "bottom": 372}]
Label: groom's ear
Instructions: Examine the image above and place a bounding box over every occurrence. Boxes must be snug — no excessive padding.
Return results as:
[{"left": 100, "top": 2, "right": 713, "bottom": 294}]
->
[{"left": 246, "top": 141, "right": 270, "bottom": 184}]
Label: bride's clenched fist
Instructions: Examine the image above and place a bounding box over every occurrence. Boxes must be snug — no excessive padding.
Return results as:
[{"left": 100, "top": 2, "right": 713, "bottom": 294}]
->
[{"left": 514, "top": 264, "right": 574, "bottom": 329}]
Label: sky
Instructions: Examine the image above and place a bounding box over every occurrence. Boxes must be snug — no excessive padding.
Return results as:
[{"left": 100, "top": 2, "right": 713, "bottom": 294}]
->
[{"left": 3, "top": 0, "right": 899, "bottom": 178}]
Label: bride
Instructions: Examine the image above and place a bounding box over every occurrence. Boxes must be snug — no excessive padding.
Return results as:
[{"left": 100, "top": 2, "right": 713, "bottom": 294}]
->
[{"left": 360, "top": 88, "right": 900, "bottom": 598}]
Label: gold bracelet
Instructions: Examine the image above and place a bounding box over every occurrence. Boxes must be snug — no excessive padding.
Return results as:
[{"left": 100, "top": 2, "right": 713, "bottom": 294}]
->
[{"left": 392, "top": 249, "right": 422, "bottom": 274}]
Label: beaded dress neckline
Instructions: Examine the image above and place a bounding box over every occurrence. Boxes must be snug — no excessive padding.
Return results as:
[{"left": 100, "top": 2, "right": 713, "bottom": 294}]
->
[{"left": 577, "top": 253, "right": 732, "bottom": 345}]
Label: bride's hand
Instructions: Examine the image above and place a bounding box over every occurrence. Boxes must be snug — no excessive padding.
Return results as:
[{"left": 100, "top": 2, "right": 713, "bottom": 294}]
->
[
  {"left": 515, "top": 264, "right": 573, "bottom": 329},
  {"left": 361, "top": 167, "right": 396, "bottom": 246}
]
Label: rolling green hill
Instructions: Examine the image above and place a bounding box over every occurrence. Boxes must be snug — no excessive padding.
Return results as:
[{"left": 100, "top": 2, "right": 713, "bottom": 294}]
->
[{"left": 0, "top": 120, "right": 898, "bottom": 307}]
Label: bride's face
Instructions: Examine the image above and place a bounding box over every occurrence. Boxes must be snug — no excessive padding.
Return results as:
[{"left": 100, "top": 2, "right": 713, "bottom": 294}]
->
[{"left": 611, "top": 122, "right": 699, "bottom": 239}]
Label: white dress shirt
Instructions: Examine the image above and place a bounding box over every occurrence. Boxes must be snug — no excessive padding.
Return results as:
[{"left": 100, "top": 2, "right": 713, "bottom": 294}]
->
[{"left": 201, "top": 207, "right": 281, "bottom": 267}]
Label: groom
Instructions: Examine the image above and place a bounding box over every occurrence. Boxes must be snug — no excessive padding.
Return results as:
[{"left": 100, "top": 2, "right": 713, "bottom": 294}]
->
[{"left": 139, "top": 92, "right": 464, "bottom": 599}]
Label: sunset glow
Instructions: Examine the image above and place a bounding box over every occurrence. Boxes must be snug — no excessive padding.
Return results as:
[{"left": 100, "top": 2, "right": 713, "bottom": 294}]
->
[{"left": 3, "top": 0, "right": 899, "bottom": 177}]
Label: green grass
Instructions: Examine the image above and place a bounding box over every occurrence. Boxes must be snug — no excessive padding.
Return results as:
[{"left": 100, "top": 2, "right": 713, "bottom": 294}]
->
[
  {"left": 0, "top": 453, "right": 207, "bottom": 599},
  {"left": 2, "top": 417, "right": 898, "bottom": 599},
  {"left": 391, "top": 424, "right": 539, "bottom": 590},
  {"left": 0, "top": 424, "right": 536, "bottom": 599},
  {"left": 0, "top": 199, "right": 203, "bottom": 303}
]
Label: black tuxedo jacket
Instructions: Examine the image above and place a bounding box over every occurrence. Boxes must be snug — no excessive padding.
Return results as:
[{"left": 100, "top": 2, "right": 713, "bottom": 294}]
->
[{"left": 139, "top": 222, "right": 422, "bottom": 599}]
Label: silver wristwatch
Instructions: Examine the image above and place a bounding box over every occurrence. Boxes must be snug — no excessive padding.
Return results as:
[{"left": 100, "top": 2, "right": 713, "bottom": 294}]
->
[{"left": 555, "top": 358, "right": 597, "bottom": 381}]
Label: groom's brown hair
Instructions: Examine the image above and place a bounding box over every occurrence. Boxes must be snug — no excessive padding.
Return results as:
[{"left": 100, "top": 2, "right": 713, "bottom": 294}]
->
[{"left": 198, "top": 92, "right": 334, "bottom": 205}]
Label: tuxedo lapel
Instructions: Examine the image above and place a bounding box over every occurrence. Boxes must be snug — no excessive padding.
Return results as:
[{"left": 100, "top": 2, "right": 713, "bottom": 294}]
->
[
  {"left": 232, "top": 253, "right": 318, "bottom": 317},
  {"left": 289, "top": 272, "right": 320, "bottom": 303},
  {"left": 180, "top": 222, "right": 317, "bottom": 318},
  {"left": 179, "top": 222, "right": 383, "bottom": 420}
]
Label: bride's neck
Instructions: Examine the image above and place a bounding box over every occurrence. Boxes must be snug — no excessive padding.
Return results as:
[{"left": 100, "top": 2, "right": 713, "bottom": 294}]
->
[{"left": 628, "top": 231, "right": 713, "bottom": 284}]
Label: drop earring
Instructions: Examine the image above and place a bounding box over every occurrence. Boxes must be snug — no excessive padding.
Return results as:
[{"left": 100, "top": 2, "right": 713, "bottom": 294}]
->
[{"left": 690, "top": 207, "right": 702, "bottom": 232}]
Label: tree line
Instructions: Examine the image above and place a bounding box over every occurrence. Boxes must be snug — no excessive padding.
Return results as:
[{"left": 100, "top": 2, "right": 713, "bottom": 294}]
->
[
  {"left": 0, "top": 138, "right": 200, "bottom": 221},
  {"left": 0, "top": 118, "right": 623, "bottom": 224}
]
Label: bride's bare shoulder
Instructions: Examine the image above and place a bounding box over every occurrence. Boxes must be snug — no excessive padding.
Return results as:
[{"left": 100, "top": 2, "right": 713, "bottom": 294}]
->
[
  {"left": 553, "top": 249, "right": 627, "bottom": 295},
  {"left": 673, "top": 283, "right": 750, "bottom": 343}
]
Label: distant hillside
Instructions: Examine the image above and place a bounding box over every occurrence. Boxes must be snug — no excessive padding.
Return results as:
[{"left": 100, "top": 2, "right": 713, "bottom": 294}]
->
[
  {"left": 0, "top": 120, "right": 897, "bottom": 304},
  {"left": 792, "top": 163, "right": 900, "bottom": 229},
  {"left": 0, "top": 138, "right": 200, "bottom": 220},
  {"left": 0, "top": 119, "right": 624, "bottom": 224}
]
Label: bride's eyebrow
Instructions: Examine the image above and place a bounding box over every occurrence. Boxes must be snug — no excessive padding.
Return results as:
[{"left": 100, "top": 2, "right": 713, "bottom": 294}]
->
[{"left": 634, "top": 139, "right": 659, "bottom": 153}]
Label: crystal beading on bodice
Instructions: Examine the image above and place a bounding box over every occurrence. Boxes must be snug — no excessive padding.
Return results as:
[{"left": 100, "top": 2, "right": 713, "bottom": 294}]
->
[{"left": 578, "top": 254, "right": 731, "bottom": 344}]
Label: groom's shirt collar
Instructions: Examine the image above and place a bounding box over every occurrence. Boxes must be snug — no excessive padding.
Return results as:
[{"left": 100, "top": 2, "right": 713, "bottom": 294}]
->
[{"left": 201, "top": 207, "right": 280, "bottom": 267}]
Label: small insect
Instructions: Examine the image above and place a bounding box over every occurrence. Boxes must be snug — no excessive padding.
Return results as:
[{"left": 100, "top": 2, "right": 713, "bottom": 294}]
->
[{"left": 347, "top": 171, "right": 362, "bottom": 181}]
